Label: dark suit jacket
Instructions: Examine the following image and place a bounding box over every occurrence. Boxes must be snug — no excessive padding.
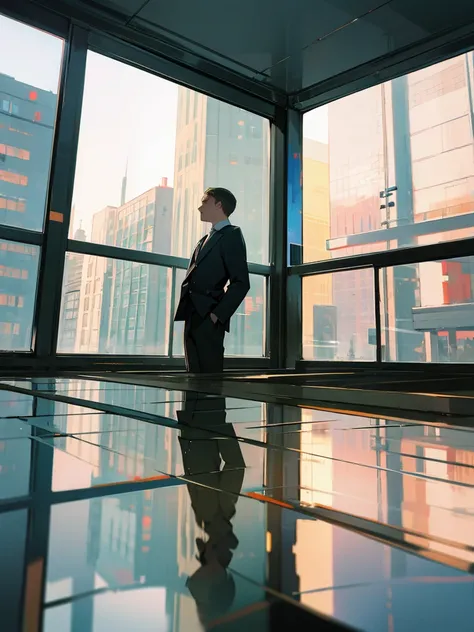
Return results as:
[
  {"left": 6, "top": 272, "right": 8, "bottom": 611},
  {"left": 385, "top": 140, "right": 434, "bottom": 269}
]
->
[{"left": 174, "top": 225, "right": 250, "bottom": 332}]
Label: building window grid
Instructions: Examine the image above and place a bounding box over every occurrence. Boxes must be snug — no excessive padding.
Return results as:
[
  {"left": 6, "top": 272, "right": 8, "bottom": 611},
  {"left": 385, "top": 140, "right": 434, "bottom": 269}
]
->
[
  {"left": 37, "top": 52, "right": 273, "bottom": 358},
  {"left": 5, "top": 29, "right": 472, "bottom": 362}
]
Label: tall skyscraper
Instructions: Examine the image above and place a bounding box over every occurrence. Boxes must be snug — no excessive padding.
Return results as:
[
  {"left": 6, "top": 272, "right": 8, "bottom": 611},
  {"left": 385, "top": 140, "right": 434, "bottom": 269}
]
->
[
  {"left": 172, "top": 88, "right": 269, "bottom": 262},
  {"left": 402, "top": 54, "right": 474, "bottom": 362},
  {"left": 0, "top": 72, "right": 56, "bottom": 230},
  {"left": 172, "top": 88, "right": 269, "bottom": 356},
  {"left": 323, "top": 52, "right": 474, "bottom": 361},
  {"left": 58, "top": 224, "right": 87, "bottom": 352},
  {"left": 301, "top": 139, "right": 332, "bottom": 359},
  {"left": 75, "top": 205, "right": 117, "bottom": 354},
  {"left": 0, "top": 72, "right": 56, "bottom": 351},
  {"left": 75, "top": 181, "right": 173, "bottom": 354}
]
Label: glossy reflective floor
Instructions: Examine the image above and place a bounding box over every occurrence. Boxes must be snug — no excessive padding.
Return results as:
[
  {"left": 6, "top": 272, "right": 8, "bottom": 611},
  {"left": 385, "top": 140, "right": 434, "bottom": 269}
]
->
[{"left": 1, "top": 376, "right": 474, "bottom": 631}]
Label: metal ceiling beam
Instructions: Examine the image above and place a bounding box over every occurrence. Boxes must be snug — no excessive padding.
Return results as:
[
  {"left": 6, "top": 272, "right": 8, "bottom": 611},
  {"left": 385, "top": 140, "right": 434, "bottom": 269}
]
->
[
  {"left": 68, "top": 238, "right": 189, "bottom": 270},
  {"left": 68, "top": 239, "right": 271, "bottom": 276},
  {"left": 24, "top": 0, "right": 287, "bottom": 117},
  {"left": 5, "top": 0, "right": 474, "bottom": 119},
  {"left": 87, "top": 31, "right": 284, "bottom": 120},
  {"left": 290, "top": 20, "right": 474, "bottom": 112},
  {"left": 289, "top": 235, "right": 474, "bottom": 278}
]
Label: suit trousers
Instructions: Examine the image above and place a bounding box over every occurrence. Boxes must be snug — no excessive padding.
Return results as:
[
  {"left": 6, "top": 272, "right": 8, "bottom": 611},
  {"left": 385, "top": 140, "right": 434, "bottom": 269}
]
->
[{"left": 184, "top": 309, "right": 226, "bottom": 373}]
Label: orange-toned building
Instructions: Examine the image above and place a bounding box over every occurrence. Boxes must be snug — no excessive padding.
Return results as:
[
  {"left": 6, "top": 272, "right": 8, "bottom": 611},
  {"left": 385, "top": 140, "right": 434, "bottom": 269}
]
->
[
  {"left": 301, "top": 138, "right": 332, "bottom": 359},
  {"left": 323, "top": 52, "right": 474, "bottom": 362}
]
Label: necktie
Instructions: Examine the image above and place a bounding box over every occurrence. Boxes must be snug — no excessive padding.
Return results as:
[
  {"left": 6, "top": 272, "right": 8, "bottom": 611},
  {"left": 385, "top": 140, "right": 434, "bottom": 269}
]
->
[
  {"left": 203, "top": 228, "right": 215, "bottom": 247},
  {"left": 195, "top": 229, "right": 214, "bottom": 259}
]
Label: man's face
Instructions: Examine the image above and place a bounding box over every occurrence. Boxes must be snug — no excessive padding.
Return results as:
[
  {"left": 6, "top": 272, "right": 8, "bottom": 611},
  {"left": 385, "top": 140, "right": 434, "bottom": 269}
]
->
[{"left": 198, "top": 193, "right": 220, "bottom": 223}]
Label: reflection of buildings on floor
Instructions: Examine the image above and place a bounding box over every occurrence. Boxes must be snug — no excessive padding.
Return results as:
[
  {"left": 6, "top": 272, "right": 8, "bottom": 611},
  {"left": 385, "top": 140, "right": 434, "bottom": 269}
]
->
[
  {"left": 81, "top": 402, "right": 182, "bottom": 625},
  {"left": 396, "top": 426, "right": 474, "bottom": 561},
  {"left": 91, "top": 385, "right": 180, "bottom": 484},
  {"left": 0, "top": 383, "right": 61, "bottom": 501},
  {"left": 0, "top": 387, "right": 32, "bottom": 418},
  {"left": 0, "top": 420, "right": 31, "bottom": 500},
  {"left": 296, "top": 408, "right": 474, "bottom": 629},
  {"left": 21, "top": 378, "right": 474, "bottom": 631},
  {"left": 74, "top": 180, "right": 173, "bottom": 354},
  {"left": 322, "top": 53, "right": 474, "bottom": 362},
  {"left": 47, "top": 485, "right": 181, "bottom": 630},
  {"left": 46, "top": 381, "right": 182, "bottom": 624},
  {"left": 52, "top": 393, "right": 267, "bottom": 630},
  {"left": 297, "top": 409, "right": 397, "bottom": 624},
  {"left": 47, "top": 379, "right": 104, "bottom": 477}
]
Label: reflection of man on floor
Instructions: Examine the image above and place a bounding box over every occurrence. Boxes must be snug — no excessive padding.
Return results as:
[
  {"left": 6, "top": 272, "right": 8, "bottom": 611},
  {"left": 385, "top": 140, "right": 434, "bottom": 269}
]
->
[
  {"left": 177, "top": 394, "right": 245, "bottom": 627},
  {"left": 174, "top": 188, "right": 250, "bottom": 373}
]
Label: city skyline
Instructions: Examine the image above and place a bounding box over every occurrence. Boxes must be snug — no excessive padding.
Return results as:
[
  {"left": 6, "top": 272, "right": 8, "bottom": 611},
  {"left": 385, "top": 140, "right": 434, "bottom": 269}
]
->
[
  {"left": 60, "top": 82, "right": 270, "bottom": 356},
  {"left": 1, "top": 13, "right": 328, "bottom": 242},
  {"left": 4, "top": 2, "right": 474, "bottom": 627},
  {"left": 3, "top": 11, "right": 474, "bottom": 364}
]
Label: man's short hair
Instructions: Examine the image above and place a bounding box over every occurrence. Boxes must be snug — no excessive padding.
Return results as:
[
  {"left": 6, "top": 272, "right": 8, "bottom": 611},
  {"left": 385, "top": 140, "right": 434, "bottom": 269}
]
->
[{"left": 205, "top": 187, "right": 237, "bottom": 217}]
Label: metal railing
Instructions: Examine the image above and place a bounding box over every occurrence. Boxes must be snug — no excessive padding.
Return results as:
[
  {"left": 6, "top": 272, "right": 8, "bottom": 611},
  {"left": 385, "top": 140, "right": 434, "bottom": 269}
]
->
[
  {"left": 289, "top": 234, "right": 474, "bottom": 367},
  {"left": 0, "top": 220, "right": 272, "bottom": 364}
]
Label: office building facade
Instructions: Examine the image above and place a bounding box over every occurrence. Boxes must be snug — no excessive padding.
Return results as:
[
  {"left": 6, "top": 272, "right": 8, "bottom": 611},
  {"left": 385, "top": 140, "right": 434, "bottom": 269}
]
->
[
  {"left": 74, "top": 205, "right": 117, "bottom": 354},
  {"left": 301, "top": 139, "right": 332, "bottom": 359},
  {"left": 75, "top": 183, "right": 173, "bottom": 354},
  {"left": 0, "top": 72, "right": 56, "bottom": 231},
  {"left": 58, "top": 224, "right": 87, "bottom": 352},
  {"left": 0, "top": 72, "right": 56, "bottom": 351},
  {"left": 313, "top": 52, "right": 474, "bottom": 362},
  {"left": 172, "top": 88, "right": 269, "bottom": 356}
]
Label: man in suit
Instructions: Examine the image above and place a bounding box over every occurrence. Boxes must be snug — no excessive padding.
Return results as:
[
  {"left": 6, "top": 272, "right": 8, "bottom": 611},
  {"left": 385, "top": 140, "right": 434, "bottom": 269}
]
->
[{"left": 174, "top": 187, "right": 250, "bottom": 373}]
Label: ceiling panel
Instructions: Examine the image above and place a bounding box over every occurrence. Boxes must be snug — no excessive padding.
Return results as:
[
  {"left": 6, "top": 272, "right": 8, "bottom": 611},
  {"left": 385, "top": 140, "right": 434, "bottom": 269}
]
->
[
  {"left": 79, "top": 0, "right": 148, "bottom": 18},
  {"left": 135, "top": 0, "right": 284, "bottom": 81},
  {"left": 298, "top": 0, "right": 474, "bottom": 92},
  {"left": 133, "top": 0, "right": 474, "bottom": 93},
  {"left": 134, "top": 0, "right": 402, "bottom": 87},
  {"left": 300, "top": 1, "right": 428, "bottom": 91},
  {"left": 28, "top": 0, "right": 474, "bottom": 103}
]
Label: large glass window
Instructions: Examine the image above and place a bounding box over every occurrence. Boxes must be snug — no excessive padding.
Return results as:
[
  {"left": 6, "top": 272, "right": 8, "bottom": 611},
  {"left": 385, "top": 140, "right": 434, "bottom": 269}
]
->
[
  {"left": 0, "top": 240, "right": 40, "bottom": 352},
  {"left": 0, "top": 14, "right": 63, "bottom": 232},
  {"left": 172, "top": 272, "right": 267, "bottom": 358},
  {"left": 58, "top": 253, "right": 172, "bottom": 355},
  {"left": 69, "top": 52, "right": 270, "bottom": 265},
  {"left": 303, "top": 51, "right": 474, "bottom": 263},
  {"left": 225, "top": 274, "right": 266, "bottom": 357},
  {"left": 302, "top": 269, "right": 376, "bottom": 361},
  {"left": 381, "top": 255, "right": 474, "bottom": 363}
]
